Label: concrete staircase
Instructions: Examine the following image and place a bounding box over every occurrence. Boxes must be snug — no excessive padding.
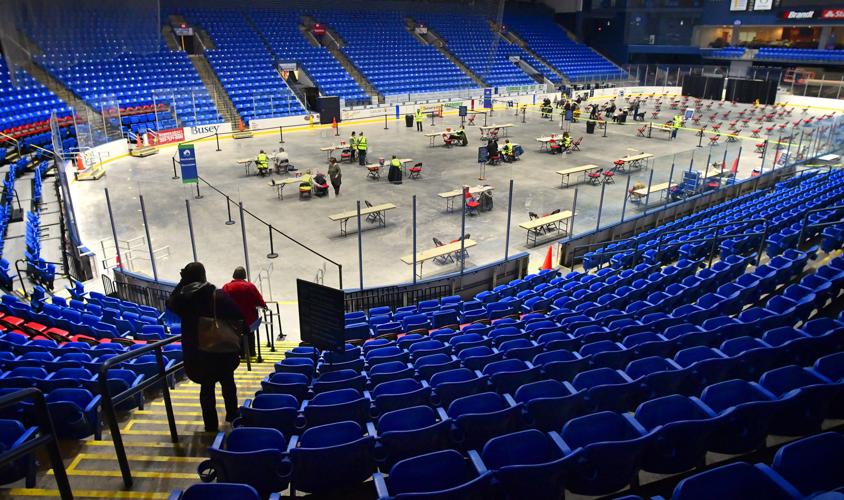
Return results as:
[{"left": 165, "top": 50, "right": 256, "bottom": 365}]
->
[
  {"left": 303, "top": 16, "right": 384, "bottom": 105},
  {"left": 405, "top": 18, "right": 487, "bottom": 88},
  {"left": 188, "top": 54, "right": 240, "bottom": 127},
  {"left": 162, "top": 25, "right": 181, "bottom": 52}
]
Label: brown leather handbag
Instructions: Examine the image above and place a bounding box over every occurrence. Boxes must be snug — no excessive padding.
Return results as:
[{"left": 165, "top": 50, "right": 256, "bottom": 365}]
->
[{"left": 197, "top": 291, "right": 243, "bottom": 354}]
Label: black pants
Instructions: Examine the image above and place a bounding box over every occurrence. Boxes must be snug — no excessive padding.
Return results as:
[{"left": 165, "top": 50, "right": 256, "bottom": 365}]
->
[
  {"left": 350, "top": 148, "right": 356, "bottom": 160},
  {"left": 358, "top": 150, "right": 367, "bottom": 165},
  {"left": 199, "top": 372, "right": 238, "bottom": 431},
  {"left": 416, "top": 121, "right": 422, "bottom": 131},
  {"left": 332, "top": 182, "right": 341, "bottom": 195}
]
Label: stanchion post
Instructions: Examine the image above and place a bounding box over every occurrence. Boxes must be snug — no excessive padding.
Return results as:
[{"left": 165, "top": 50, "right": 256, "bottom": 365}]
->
[
  {"left": 225, "top": 197, "right": 235, "bottom": 225},
  {"left": 697, "top": 127, "right": 704, "bottom": 148},
  {"left": 279, "top": 126, "right": 284, "bottom": 143},
  {"left": 194, "top": 182, "right": 202, "bottom": 199},
  {"left": 384, "top": 114, "right": 388, "bottom": 130},
  {"left": 171, "top": 157, "right": 180, "bottom": 179},
  {"left": 185, "top": 199, "right": 198, "bottom": 262},
  {"left": 267, "top": 226, "right": 278, "bottom": 259},
  {"left": 215, "top": 132, "right": 221, "bottom": 152}
]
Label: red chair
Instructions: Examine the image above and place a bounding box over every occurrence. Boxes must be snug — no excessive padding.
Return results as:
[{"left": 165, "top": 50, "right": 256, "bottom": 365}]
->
[
  {"left": 751, "top": 129, "right": 761, "bottom": 138},
  {"left": 755, "top": 143, "right": 765, "bottom": 153},
  {"left": 588, "top": 170, "right": 603, "bottom": 185},
  {"left": 465, "top": 193, "right": 480, "bottom": 216},
  {"left": 408, "top": 163, "right": 423, "bottom": 179},
  {"left": 636, "top": 126, "right": 647, "bottom": 137},
  {"left": 549, "top": 140, "right": 561, "bottom": 154},
  {"left": 488, "top": 153, "right": 500, "bottom": 165},
  {"left": 613, "top": 159, "right": 625, "bottom": 172},
  {"left": 572, "top": 137, "right": 582, "bottom": 151},
  {"left": 602, "top": 171, "right": 615, "bottom": 184},
  {"left": 709, "top": 135, "right": 720, "bottom": 145}
]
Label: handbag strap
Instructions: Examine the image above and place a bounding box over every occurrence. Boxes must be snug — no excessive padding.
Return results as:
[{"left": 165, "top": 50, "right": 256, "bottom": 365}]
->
[{"left": 211, "top": 289, "right": 219, "bottom": 323}]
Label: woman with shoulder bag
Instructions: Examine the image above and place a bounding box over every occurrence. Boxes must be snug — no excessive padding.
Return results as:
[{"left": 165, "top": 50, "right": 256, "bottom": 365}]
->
[{"left": 166, "top": 262, "right": 245, "bottom": 432}]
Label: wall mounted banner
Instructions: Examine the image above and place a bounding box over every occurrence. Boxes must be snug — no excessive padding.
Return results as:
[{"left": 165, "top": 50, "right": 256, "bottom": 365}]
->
[
  {"left": 821, "top": 9, "right": 844, "bottom": 19},
  {"left": 178, "top": 143, "right": 197, "bottom": 184}
]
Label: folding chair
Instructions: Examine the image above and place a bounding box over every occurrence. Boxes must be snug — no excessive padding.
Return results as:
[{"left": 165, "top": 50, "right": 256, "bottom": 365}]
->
[
  {"left": 408, "top": 163, "right": 423, "bottom": 179},
  {"left": 365, "top": 201, "right": 385, "bottom": 225},
  {"left": 450, "top": 234, "right": 471, "bottom": 260},
  {"left": 465, "top": 193, "right": 480, "bottom": 216},
  {"left": 528, "top": 213, "right": 546, "bottom": 235},
  {"left": 467, "top": 114, "right": 476, "bottom": 126},
  {"left": 636, "top": 126, "right": 647, "bottom": 137},
  {"left": 588, "top": 170, "right": 603, "bottom": 185},
  {"left": 602, "top": 171, "right": 615, "bottom": 184},
  {"left": 433, "top": 238, "right": 455, "bottom": 264},
  {"left": 367, "top": 164, "right": 381, "bottom": 180},
  {"left": 572, "top": 137, "right": 582, "bottom": 151},
  {"left": 751, "top": 129, "right": 761, "bottom": 138},
  {"left": 543, "top": 209, "right": 560, "bottom": 233},
  {"left": 709, "top": 135, "right": 720, "bottom": 146}
]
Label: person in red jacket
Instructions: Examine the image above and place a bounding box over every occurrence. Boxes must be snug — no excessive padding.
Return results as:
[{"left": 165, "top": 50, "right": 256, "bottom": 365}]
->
[{"left": 222, "top": 267, "right": 267, "bottom": 357}]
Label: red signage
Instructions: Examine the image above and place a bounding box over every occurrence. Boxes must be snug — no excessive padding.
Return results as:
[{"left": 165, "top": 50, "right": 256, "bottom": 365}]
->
[
  {"left": 156, "top": 127, "right": 185, "bottom": 145},
  {"left": 821, "top": 9, "right": 844, "bottom": 19},
  {"left": 312, "top": 24, "right": 326, "bottom": 36}
]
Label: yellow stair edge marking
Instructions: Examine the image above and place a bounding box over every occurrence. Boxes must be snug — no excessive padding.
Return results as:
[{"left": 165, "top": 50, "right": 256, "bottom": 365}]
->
[
  {"left": 3, "top": 488, "right": 169, "bottom": 499},
  {"left": 77, "top": 453, "right": 205, "bottom": 463},
  {"left": 83, "top": 440, "right": 190, "bottom": 449},
  {"left": 125, "top": 419, "right": 206, "bottom": 427},
  {"left": 57, "top": 469, "right": 196, "bottom": 479}
]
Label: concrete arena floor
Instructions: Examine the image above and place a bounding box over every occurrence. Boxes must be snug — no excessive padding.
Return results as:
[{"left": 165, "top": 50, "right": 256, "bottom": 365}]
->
[{"left": 69, "top": 95, "right": 827, "bottom": 337}]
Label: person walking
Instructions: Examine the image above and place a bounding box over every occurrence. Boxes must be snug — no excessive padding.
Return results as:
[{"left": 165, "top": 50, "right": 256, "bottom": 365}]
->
[
  {"left": 415, "top": 108, "right": 424, "bottom": 132},
  {"left": 166, "top": 262, "right": 244, "bottom": 432},
  {"left": 357, "top": 131, "right": 367, "bottom": 166},
  {"left": 672, "top": 114, "right": 682, "bottom": 140},
  {"left": 328, "top": 157, "right": 342, "bottom": 196},
  {"left": 222, "top": 266, "right": 267, "bottom": 357},
  {"left": 348, "top": 131, "right": 357, "bottom": 161}
]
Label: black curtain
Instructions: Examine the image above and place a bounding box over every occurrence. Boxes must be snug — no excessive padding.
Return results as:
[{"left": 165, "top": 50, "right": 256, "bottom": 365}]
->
[
  {"left": 682, "top": 75, "right": 724, "bottom": 101},
  {"left": 725, "top": 79, "right": 777, "bottom": 105}
]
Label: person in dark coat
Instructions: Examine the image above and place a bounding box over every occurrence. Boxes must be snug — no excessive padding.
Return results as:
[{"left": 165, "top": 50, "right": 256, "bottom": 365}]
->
[{"left": 166, "top": 262, "right": 244, "bottom": 432}]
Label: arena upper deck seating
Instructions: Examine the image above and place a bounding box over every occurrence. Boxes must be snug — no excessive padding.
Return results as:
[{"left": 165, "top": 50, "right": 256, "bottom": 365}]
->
[
  {"left": 504, "top": 13, "right": 627, "bottom": 82},
  {"left": 314, "top": 11, "right": 477, "bottom": 96},
  {"left": 181, "top": 9, "right": 305, "bottom": 124},
  {"left": 756, "top": 48, "right": 844, "bottom": 63},
  {"left": 422, "top": 13, "right": 542, "bottom": 87},
  {"left": 249, "top": 10, "right": 370, "bottom": 106}
]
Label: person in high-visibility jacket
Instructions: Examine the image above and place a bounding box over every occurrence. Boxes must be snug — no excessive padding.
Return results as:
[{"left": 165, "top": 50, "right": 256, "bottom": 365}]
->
[
  {"left": 388, "top": 155, "right": 403, "bottom": 184},
  {"left": 415, "top": 108, "right": 424, "bottom": 132},
  {"left": 357, "top": 131, "right": 367, "bottom": 166},
  {"left": 562, "top": 133, "right": 572, "bottom": 153},
  {"left": 256, "top": 150, "right": 269, "bottom": 176},
  {"left": 501, "top": 140, "right": 514, "bottom": 162},
  {"left": 671, "top": 115, "right": 682, "bottom": 140},
  {"left": 348, "top": 131, "right": 357, "bottom": 161}
]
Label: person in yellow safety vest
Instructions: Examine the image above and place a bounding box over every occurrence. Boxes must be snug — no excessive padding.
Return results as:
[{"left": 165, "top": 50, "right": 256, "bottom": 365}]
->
[
  {"left": 671, "top": 115, "right": 682, "bottom": 140},
  {"left": 562, "top": 133, "right": 572, "bottom": 153},
  {"left": 256, "top": 150, "right": 269, "bottom": 176},
  {"left": 502, "top": 140, "right": 514, "bottom": 162},
  {"left": 415, "top": 108, "right": 424, "bottom": 132},
  {"left": 349, "top": 131, "right": 357, "bottom": 161},
  {"left": 388, "top": 155, "right": 403, "bottom": 184},
  {"left": 357, "top": 131, "right": 367, "bottom": 166}
]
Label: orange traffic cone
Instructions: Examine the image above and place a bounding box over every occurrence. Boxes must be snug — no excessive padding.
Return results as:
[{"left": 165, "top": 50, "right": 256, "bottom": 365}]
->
[
  {"left": 541, "top": 246, "right": 554, "bottom": 270},
  {"left": 76, "top": 154, "right": 85, "bottom": 171},
  {"left": 135, "top": 134, "right": 141, "bottom": 148},
  {"left": 238, "top": 119, "right": 244, "bottom": 132},
  {"left": 332, "top": 117, "right": 337, "bottom": 129}
]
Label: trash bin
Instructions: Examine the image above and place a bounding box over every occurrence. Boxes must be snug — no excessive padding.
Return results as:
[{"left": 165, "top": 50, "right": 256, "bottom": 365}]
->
[
  {"left": 586, "top": 121, "right": 596, "bottom": 134},
  {"left": 405, "top": 114, "right": 414, "bottom": 127}
]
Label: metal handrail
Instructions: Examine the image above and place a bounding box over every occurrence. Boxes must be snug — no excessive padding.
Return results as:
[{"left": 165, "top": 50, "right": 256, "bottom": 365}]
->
[
  {"left": 97, "top": 335, "right": 183, "bottom": 488},
  {"left": 797, "top": 204, "right": 844, "bottom": 246},
  {"left": 0, "top": 388, "right": 73, "bottom": 499}
]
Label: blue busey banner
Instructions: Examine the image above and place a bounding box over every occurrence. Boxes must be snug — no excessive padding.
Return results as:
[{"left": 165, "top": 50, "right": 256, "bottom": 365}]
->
[{"left": 179, "top": 143, "right": 197, "bottom": 184}]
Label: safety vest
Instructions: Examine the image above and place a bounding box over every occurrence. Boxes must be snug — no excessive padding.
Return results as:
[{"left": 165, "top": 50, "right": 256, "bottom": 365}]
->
[
  {"left": 415, "top": 109, "right": 423, "bottom": 122},
  {"left": 349, "top": 136, "right": 357, "bottom": 150},
  {"left": 390, "top": 158, "right": 401, "bottom": 167},
  {"left": 673, "top": 116, "right": 682, "bottom": 129},
  {"left": 256, "top": 153, "right": 268, "bottom": 168},
  {"left": 563, "top": 136, "right": 572, "bottom": 148},
  {"left": 503, "top": 143, "right": 513, "bottom": 154},
  {"left": 357, "top": 136, "right": 367, "bottom": 151}
]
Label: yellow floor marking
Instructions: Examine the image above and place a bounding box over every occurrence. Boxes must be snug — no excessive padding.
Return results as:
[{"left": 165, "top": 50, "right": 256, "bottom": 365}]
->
[
  {"left": 4, "top": 488, "right": 169, "bottom": 499},
  {"left": 133, "top": 410, "right": 204, "bottom": 417},
  {"left": 126, "top": 419, "right": 206, "bottom": 427},
  {"left": 65, "top": 454, "right": 84, "bottom": 473},
  {"left": 82, "top": 440, "right": 189, "bottom": 449},
  {"left": 57, "top": 469, "right": 196, "bottom": 479}
]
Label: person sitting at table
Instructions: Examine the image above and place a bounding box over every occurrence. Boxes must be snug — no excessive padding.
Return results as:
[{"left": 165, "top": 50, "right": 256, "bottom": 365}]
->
[
  {"left": 388, "top": 155, "right": 403, "bottom": 184},
  {"left": 486, "top": 139, "right": 499, "bottom": 164},
  {"left": 313, "top": 171, "right": 329, "bottom": 197},
  {"left": 561, "top": 132, "right": 572, "bottom": 153},
  {"left": 299, "top": 170, "right": 313, "bottom": 199},
  {"left": 274, "top": 147, "right": 290, "bottom": 174},
  {"left": 256, "top": 150, "right": 269, "bottom": 177},
  {"left": 628, "top": 181, "right": 645, "bottom": 201},
  {"left": 501, "top": 140, "right": 515, "bottom": 162}
]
